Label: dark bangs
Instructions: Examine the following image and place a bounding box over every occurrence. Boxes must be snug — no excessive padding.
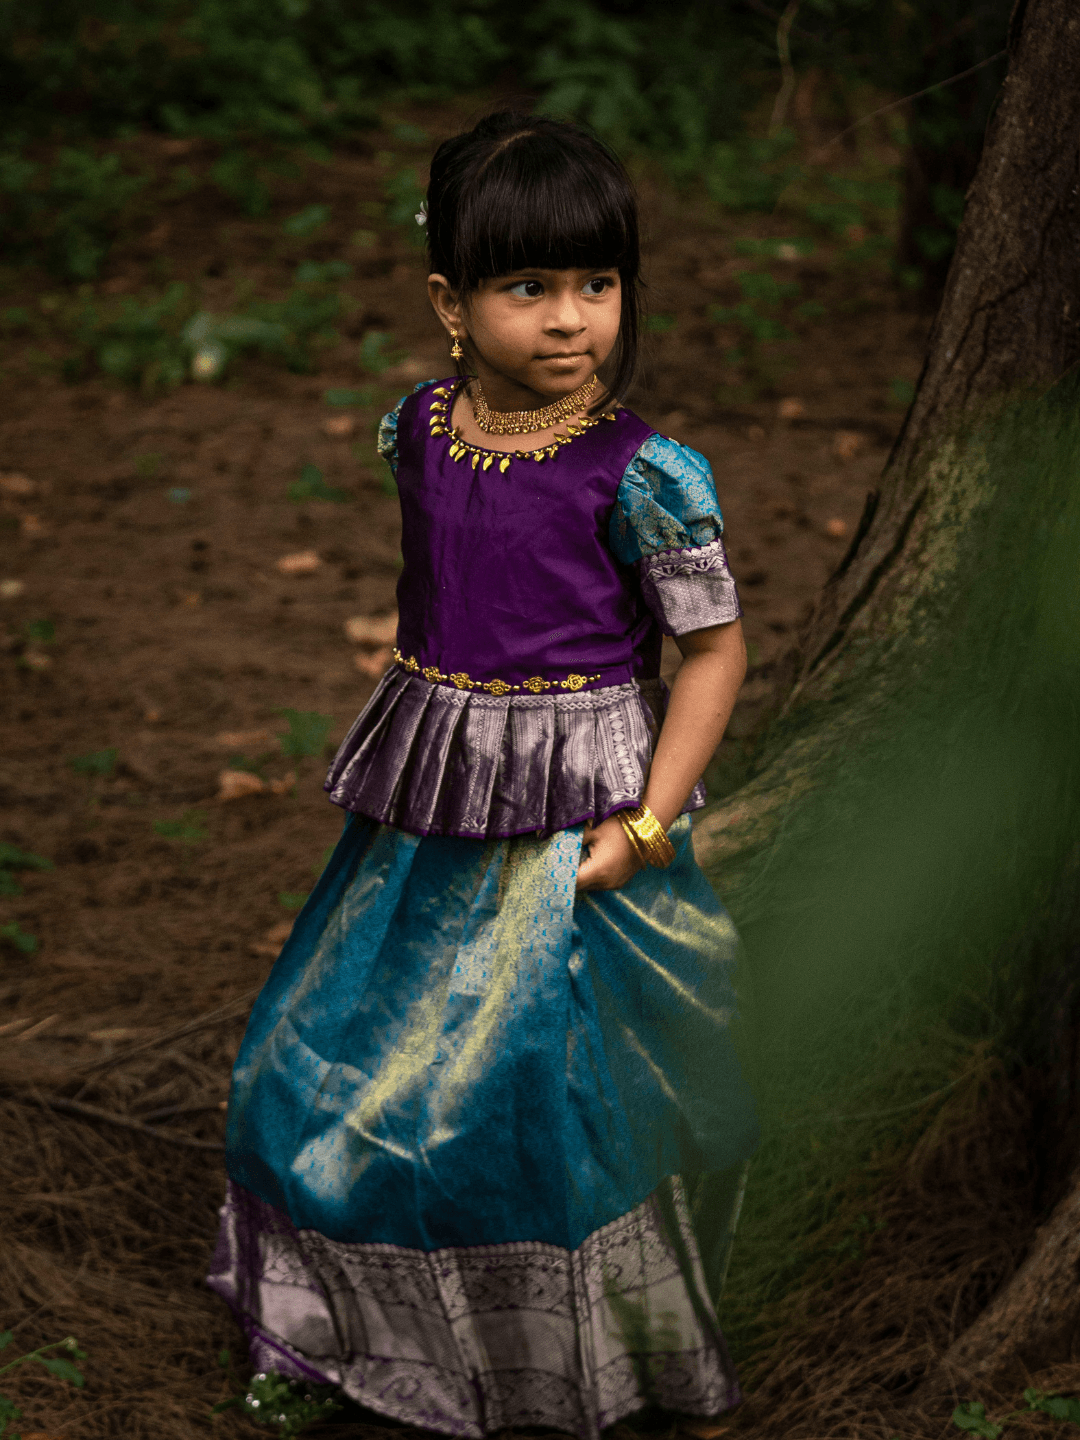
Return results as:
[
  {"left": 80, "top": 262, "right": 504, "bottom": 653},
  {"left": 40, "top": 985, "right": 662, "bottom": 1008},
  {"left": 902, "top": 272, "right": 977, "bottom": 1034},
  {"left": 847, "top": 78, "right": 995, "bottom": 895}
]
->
[{"left": 426, "top": 112, "right": 641, "bottom": 409}]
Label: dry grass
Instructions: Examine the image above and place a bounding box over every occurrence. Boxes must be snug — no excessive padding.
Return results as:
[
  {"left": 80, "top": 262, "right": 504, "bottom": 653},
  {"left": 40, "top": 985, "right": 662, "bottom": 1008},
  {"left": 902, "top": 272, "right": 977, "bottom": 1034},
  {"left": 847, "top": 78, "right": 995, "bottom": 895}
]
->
[{"left": 3, "top": 1033, "right": 1077, "bottom": 1440}]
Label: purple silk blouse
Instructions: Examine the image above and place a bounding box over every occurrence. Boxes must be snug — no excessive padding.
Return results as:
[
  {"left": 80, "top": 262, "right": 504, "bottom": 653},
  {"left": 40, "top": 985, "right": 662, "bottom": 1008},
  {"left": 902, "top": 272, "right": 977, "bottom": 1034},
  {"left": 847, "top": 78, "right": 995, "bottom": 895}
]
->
[
  {"left": 326, "top": 383, "right": 712, "bottom": 839},
  {"left": 393, "top": 386, "right": 658, "bottom": 692}
]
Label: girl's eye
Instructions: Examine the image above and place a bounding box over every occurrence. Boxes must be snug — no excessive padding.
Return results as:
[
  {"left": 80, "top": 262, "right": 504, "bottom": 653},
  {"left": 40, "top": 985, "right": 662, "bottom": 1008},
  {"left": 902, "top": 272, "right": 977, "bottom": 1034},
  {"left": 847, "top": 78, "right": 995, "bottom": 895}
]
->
[
  {"left": 582, "top": 277, "right": 614, "bottom": 296},
  {"left": 509, "top": 280, "right": 545, "bottom": 297}
]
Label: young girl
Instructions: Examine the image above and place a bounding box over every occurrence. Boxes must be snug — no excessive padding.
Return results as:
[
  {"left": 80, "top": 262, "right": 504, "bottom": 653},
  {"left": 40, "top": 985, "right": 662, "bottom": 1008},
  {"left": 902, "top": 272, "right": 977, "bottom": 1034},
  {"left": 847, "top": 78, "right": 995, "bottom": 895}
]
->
[{"left": 208, "top": 111, "right": 758, "bottom": 1439}]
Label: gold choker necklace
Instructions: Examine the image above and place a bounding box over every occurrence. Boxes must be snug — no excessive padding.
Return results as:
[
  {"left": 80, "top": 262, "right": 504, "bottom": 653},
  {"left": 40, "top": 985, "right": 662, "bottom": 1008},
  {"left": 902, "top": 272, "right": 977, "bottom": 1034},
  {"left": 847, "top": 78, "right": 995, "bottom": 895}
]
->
[{"left": 471, "top": 375, "right": 597, "bottom": 436}]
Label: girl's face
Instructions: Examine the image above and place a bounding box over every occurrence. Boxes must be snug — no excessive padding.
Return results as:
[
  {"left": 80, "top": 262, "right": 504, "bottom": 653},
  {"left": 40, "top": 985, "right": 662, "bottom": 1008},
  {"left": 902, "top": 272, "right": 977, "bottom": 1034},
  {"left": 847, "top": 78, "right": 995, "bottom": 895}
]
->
[{"left": 429, "top": 267, "right": 622, "bottom": 407}]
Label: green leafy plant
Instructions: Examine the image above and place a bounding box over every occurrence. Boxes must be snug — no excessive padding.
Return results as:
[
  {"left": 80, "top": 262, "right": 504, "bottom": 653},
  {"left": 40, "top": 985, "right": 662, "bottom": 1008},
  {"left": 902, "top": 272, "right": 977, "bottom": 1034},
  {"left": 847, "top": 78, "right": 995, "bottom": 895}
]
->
[
  {"left": 953, "top": 1389, "right": 1080, "bottom": 1439},
  {"left": 275, "top": 709, "right": 333, "bottom": 761},
  {"left": 287, "top": 463, "right": 349, "bottom": 504},
  {"left": 358, "top": 330, "right": 402, "bottom": 375},
  {"left": 703, "top": 134, "right": 800, "bottom": 212},
  {"left": 278, "top": 891, "right": 308, "bottom": 910},
  {"left": 0, "top": 843, "right": 54, "bottom": 899},
  {"left": 185, "top": 266, "right": 343, "bottom": 380},
  {"left": 68, "top": 747, "right": 118, "bottom": 778},
  {"left": 72, "top": 282, "right": 193, "bottom": 392},
  {"left": 384, "top": 167, "right": 426, "bottom": 246},
  {"left": 0, "top": 146, "right": 145, "bottom": 280},
  {"left": 0, "top": 922, "right": 38, "bottom": 956},
  {"left": 282, "top": 204, "right": 330, "bottom": 238},
  {"left": 210, "top": 148, "right": 272, "bottom": 217},
  {"left": 152, "top": 809, "right": 209, "bottom": 845},
  {"left": 212, "top": 1366, "right": 340, "bottom": 1437},
  {"left": 325, "top": 386, "right": 372, "bottom": 407},
  {"left": 0, "top": 1332, "right": 86, "bottom": 1438}
]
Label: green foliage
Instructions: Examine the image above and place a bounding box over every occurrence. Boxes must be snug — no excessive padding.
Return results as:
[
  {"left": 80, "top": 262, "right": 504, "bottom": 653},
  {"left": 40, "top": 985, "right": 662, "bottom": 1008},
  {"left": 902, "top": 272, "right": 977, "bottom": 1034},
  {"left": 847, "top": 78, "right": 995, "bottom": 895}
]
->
[
  {"left": 703, "top": 134, "right": 801, "bottom": 212},
  {"left": 278, "top": 891, "right": 308, "bottom": 910},
  {"left": 384, "top": 167, "right": 427, "bottom": 246},
  {"left": 275, "top": 708, "right": 332, "bottom": 760},
  {"left": 952, "top": 1389, "right": 1080, "bottom": 1438},
  {"left": 210, "top": 148, "right": 271, "bottom": 217},
  {"left": 68, "top": 747, "right": 119, "bottom": 777},
  {"left": 0, "top": 1335, "right": 86, "bottom": 1439},
  {"left": 0, "top": 843, "right": 54, "bottom": 899},
  {"left": 73, "top": 281, "right": 192, "bottom": 391},
  {"left": 720, "top": 382, "right": 1080, "bottom": 1358},
  {"left": 0, "top": 922, "right": 38, "bottom": 955},
  {"left": 152, "top": 809, "right": 208, "bottom": 844},
  {"left": 23, "top": 619, "right": 54, "bottom": 644},
  {"left": 0, "top": 146, "right": 145, "bottom": 280},
  {"left": 211, "top": 1368, "right": 340, "bottom": 1436},
  {"left": 324, "top": 387, "right": 371, "bottom": 407},
  {"left": 281, "top": 204, "right": 330, "bottom": 238},
  {"left": 287, "top": 463, "right": 349, "bottom": 504},
  {"left": 358, "top": 330, "right": 400, "bottom": 375},
  {"left": 708, "top": 267, "right": 823, "bottom": 399}
]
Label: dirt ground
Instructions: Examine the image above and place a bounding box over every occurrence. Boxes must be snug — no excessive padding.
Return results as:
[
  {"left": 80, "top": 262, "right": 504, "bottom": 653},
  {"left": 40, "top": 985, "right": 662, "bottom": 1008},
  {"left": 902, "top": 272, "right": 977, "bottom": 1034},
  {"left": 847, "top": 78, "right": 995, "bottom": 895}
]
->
[{"left": 0, "top": 103, "right": 939, "bottom": 1438}]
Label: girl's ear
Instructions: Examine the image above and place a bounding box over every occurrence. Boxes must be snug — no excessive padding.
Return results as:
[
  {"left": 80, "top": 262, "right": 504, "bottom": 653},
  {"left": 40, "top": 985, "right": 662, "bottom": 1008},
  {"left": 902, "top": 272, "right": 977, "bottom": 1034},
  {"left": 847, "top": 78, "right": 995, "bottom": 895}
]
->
[{"left": 428, "top": 274, "right": 464, "bottom": 336}]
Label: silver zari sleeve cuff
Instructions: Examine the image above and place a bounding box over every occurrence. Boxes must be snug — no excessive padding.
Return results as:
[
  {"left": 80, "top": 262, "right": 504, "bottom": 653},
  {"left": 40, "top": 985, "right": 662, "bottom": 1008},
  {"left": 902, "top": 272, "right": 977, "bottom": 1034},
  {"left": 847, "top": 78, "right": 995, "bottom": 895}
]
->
[{"left": 638, "top": 536, "right": 743, "bottom": 636}]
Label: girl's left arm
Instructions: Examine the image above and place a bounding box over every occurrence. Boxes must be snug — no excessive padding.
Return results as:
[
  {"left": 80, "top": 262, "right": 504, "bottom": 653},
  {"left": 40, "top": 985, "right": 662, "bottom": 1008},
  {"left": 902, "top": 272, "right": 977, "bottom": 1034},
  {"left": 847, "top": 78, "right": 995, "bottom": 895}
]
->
[{"left": 575, "top": 619, "right": 746, "bottom": 891}]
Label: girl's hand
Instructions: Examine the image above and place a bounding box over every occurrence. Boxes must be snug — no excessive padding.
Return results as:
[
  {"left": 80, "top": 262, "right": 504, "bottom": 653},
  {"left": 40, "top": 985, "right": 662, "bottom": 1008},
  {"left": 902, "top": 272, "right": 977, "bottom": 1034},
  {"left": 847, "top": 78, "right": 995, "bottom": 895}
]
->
[{"left": 575, "top": 815, "right": 643, "bottom": 891}]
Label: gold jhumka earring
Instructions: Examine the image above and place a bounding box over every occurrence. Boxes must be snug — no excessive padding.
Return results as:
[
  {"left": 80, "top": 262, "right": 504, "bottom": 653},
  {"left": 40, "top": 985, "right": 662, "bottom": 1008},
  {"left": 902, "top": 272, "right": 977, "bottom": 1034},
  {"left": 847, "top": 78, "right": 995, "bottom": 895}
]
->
[{"left": 449, "top": 328, "right": 464, "bottom": 360}]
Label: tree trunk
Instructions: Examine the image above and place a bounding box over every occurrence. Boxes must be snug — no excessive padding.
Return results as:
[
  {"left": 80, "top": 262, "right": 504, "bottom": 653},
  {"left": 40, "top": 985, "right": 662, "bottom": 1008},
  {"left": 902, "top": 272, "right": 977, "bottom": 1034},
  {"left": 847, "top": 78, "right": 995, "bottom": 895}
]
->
[
  {"left": 695, "top": 0, "right": 1080, "bottom": 888},
  {"left": 796, "top": 0, "right": 1080, "bottom": 697},
  {"left": 910, "top": 1167, "right": 1080, "bottom": 1405},
  {"left": 693, "top": 0, "right": 1080, "bottom": 1396}
]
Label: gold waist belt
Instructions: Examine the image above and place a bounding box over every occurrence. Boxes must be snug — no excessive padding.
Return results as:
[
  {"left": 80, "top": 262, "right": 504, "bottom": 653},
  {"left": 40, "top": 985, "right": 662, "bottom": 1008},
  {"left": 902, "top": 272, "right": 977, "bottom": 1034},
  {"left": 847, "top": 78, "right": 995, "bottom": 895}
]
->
[{"left": 392, "top": 648, "right": 601, "bottom": 696}]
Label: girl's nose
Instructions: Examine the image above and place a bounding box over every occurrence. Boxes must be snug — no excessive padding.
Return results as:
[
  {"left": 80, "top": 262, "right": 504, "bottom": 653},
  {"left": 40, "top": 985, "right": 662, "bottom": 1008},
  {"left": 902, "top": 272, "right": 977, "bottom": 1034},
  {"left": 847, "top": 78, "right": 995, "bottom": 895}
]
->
[{"left": 546, "top": 299, "right": 586, "bottom": 335}]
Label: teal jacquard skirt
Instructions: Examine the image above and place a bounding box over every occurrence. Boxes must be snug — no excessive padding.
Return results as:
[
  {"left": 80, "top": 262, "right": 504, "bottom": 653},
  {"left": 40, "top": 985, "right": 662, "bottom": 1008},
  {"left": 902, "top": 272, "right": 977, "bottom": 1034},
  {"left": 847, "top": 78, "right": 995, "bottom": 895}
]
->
[{"left": 208, "top": 813, "right": 758, "bottom": 1439}]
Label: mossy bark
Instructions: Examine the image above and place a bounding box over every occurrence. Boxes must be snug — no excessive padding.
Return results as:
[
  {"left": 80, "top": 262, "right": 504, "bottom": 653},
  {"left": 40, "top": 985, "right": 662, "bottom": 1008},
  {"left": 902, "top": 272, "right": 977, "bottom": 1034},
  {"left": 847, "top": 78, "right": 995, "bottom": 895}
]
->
[
  {"left": 695, "top": 0, "right": 1080, "bottom": 1388},
  {"left": 696, "top": 0, "right": 1080, "bottom": 899}
]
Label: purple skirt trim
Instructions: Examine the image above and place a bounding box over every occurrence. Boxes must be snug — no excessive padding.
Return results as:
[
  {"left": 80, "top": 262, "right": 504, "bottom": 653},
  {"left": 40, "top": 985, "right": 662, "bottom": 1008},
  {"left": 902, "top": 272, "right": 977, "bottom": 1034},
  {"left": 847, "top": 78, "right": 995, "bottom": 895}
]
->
[
  {"left": 207, "top": 1179, "right": 740, "bottom": 1440},
  {"left": 324, "top": 670, "right": 705, "bottom": 839}
]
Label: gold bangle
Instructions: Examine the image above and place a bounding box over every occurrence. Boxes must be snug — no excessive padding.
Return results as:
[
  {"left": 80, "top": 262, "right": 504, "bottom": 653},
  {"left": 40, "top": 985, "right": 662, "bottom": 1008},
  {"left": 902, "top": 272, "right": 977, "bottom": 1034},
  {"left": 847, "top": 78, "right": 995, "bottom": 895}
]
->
[
  {"left": 617, "top": 811, "right": 650, "bottom": 866},
  {"left": 617, "top": 804, "right": 676, "bottom": 869}
]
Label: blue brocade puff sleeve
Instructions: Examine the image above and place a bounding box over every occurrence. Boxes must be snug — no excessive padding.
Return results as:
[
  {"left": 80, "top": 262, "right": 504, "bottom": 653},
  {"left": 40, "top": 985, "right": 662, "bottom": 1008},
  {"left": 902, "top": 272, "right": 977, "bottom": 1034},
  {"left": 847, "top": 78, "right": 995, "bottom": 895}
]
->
[
  {"left": 609, "top": 434, "right": 742, "bottom": 636},
  {"left": 376, "top": 381, "right": 436, "bottom": 478}
]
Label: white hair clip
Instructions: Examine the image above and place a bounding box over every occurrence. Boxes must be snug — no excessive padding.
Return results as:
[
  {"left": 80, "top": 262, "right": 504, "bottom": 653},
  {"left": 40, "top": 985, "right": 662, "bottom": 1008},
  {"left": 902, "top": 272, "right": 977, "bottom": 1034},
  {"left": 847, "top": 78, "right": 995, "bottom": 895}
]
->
[{"left": 414, "top": 202, "right": 428, "bottom": 227}]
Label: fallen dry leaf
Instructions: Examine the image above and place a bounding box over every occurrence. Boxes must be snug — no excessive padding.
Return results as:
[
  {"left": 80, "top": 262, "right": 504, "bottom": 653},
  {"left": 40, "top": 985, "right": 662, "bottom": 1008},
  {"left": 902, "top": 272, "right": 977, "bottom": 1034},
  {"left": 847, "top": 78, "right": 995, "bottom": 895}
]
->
[
  {"left": 217, "top": 768, "right": 266, "bottom": 800},
  {"left": 250, "top": 919, "right": 294, "bottom": 957},
  {"left": 746, "top": 424, "right": 767, "bottom": 442},
  {"left": 777, "top": 397, "right": 806, "bottom": 420},
  {"left": 344, "top": 613, "right": 398, "bottom": 645},
  {"left": 20, "top": 514, "right": 50, "bottom": 539},
  {"left": 144, "top": 707, "right": 162, "bottom": 722},
  {"left": 354, "top": 645, "right": 394, "bottom": 678},
  {"left": 213, "top": 728, "right": 276, "bottom": 750},
  {"left": 267, "top": 771, "right": 296, "bottom": 795},
  {"left": 0, "top": 578, "right": 26, "bottom": 599},
  {"left": 322, "top": 414, "right": 356, "bottom": 437},
  {"left": 825, "top": 517, "right": 849, "bottom": 538},
  {"left": 276, "top": 549, "right": 321, "bottom": 576},
  {"left": 832, "top": 429, "right": 865, "bottom": 461},
  {"left": 21, "top": 648, "right": 52, "bottom": 671},
  {"left": 178, "top": 589, "right": 201, "bottom": 607},
  {"left": 0, "top": 472, "right": 36, "bottom": 498}
]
